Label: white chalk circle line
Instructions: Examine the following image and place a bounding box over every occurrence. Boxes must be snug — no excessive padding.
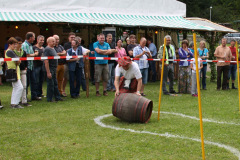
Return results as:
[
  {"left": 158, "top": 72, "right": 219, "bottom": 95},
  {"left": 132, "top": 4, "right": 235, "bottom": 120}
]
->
[{"left": 94, "top": 113, "right": 240, "bottom": 159}]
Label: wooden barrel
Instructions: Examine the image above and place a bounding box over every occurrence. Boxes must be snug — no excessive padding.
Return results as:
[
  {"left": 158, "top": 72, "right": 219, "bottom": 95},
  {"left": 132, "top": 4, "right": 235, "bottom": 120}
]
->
[{"left": 112, "top": 93, "right": 153, "bottom": 123}]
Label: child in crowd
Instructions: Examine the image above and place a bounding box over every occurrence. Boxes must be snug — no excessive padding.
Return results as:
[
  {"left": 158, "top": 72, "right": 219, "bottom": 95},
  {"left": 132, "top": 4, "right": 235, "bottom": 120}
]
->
[{"left": 190, "top": 54, "right": 203, "bottom": 97}]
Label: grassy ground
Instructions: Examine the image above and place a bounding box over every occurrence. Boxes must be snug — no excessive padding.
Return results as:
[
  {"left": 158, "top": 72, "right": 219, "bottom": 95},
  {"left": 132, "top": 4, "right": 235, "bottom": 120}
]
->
[{"left": 0, "top": 77, "right": 240, "bottom": 160}]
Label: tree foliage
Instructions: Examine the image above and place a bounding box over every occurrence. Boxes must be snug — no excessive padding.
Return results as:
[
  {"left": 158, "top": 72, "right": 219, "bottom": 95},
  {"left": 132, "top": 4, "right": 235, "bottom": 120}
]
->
[{"left": 178, "top": 0, "right": 240, "bottom": 23}]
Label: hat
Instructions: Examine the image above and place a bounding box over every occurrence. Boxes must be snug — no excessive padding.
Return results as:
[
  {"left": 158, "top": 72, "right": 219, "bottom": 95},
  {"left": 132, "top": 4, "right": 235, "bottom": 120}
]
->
[{"left": 118, "top": 56, "right": 132, "bottom": 67}]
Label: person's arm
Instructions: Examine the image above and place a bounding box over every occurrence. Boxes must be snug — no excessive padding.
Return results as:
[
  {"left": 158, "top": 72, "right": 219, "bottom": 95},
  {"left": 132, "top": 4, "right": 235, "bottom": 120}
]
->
[
  {"left": 135, "top": 78, "right": 142, "bottom": 96},
  {"left": 199, "top": 62, "right": 203, "bottom": 70},
  {"left": 26, "top": 46, "right": 38, "bottom": 57},
  {"left": 214, "top": 48, "right": 222, "bottom": 58},
  {"left": 44, "top": 60, "right": 52, "bottom": 79},
  {"left": 190, "top": 62, "right": 194, "bottom": 70},
  {"left": 134, "top": 50, "right": 145, "bottom": 58},
  {"left": 66, "top": 51, "right": 79, "bottom": 62},
  {"left": 178, "top": 48, "right": 187, "bottom": 59},
  {"left": 146, "top": 49, "right": 152, "bottom": 58},
  {"left": 128, "top": 50, "right": 133, "bottom": 56},
  {"left": 114, "top": 76, "right": 120, "bottom": 96},
  {"left": 95, "top": 48, "right": 111, "bottom": 55},
  {"left": 57, "top": 50, "right": 66, "bottom": 56}
]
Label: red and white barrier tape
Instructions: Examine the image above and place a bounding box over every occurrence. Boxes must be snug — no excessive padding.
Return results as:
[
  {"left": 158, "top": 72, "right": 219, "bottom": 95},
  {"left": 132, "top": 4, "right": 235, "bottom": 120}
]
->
[{"left": 0, "top": 55, "right": 237, "bottom": 63}]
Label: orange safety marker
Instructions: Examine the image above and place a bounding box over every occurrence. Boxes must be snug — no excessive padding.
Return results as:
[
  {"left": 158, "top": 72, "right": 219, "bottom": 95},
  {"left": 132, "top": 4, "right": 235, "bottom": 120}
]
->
[
  {"left": 158, "top": 38, "right": 166, "bottom": 120},
  {"left": 193, "top": 33, "right": 205, "bottom": 160}
]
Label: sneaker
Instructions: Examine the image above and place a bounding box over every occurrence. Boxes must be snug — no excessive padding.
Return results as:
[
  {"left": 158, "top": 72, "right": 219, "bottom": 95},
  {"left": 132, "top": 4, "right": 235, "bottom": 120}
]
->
[
  {"left": 192, "top": 94, "right": 195, "bottom": 97},
  {"left": 194, "top": 94, "right": 198, "bottom": 97},
  {"left": 11, "top": 104, "right": 24, "bottom": 109},
  {"left": 0, "top": 106, "right": 3, "bottom": 109},
  {"left": 96, "top": 91, "right": 101, "bottom": 97},
  {"left": 103, "top": 91, "right": 108, "bottom": 96},
  {"left": 169, "top": 90, "right": 177, "bottom": 94},
  {"left": 141, "top": 93, "right": 146, "bottom": 96},
  {"left": 32, "top": 97, "right": 42, "bottom": 101},
  {"left": 22, "top": 103, "right": 32, "bottom": 107},
  {"left": 56, "top": 98, "right": 64, "bottom": 101},
  {"left": 164, "top": 92, "right": 170, "bottom": 95},
  {"left": 232, "top": 86, "right": 238, "bottom": 89}
]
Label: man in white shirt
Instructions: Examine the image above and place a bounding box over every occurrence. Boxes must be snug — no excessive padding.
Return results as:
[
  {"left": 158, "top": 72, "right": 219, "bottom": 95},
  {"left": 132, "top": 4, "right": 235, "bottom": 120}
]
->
[{"left": 114, "top": 56, "right": 142, "bottom": 96}]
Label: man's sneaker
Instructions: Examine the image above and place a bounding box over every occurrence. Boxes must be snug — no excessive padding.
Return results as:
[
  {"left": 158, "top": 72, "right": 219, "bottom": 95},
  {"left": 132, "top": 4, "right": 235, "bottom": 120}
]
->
[
  {"left": 192, "top": 94, "right": 196, "bottom": 97},
  {"left": 0, "top": 106, "right": 3, "bottom": 109},
  {"left": 11, "top": 105, "right": 24, "bottom": 109},
  {"left": 22, "top": 103, "right": 32, "bottom": 107},
  {"left": 103, "top": 91, "right": 108, "bottom": 96},
  {"left": 96, "top": 91, "right": 101, "bottom": 97},
  {"left": 141, "top": 93, "right": 146, "bottom": 96},
  {"left": 169, "top": 90, "right": 177, "bottom": 94},
  {"left": 56, "top": 98, "right": 64, "bottom": 101},
  {"left": 164, "top": 92, "right": 170, "bottom": 95},
  {"left": 32, "top": 97, "right": 42, "bottom": 101}
]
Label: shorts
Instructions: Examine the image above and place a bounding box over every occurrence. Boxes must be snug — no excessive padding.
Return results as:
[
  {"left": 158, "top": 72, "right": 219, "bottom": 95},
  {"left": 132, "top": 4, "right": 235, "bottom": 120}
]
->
[
  {"left": 140, "top": 68, "right": 148, "bottom": 84},
  {"left": 94, "top": 64, "right": 109, "bottom": 83}
]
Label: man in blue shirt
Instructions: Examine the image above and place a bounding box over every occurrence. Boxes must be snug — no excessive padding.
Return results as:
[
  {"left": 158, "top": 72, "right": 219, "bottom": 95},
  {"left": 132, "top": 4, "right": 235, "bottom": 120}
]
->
[
  {"left": 133, "top": 37, "right": 152, "bottom": 96},
  {"left": 93, "top": 33, "right": 115, "bottom": 96},
  {"left": 147, "top": 37, "right": 157, "bottom": 82}
]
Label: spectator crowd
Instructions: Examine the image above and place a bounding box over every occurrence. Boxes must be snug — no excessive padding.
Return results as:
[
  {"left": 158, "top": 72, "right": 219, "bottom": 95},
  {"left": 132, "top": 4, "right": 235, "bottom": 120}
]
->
[{"left": 0, "top": 31, "right": 240, "bottom": 109}]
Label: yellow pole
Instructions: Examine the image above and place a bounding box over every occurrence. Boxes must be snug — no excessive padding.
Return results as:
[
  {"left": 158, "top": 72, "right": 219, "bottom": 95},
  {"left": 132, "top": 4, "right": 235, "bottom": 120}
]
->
[
  {"left": 236, "top": 41, "right": 240, "bottom": 112},
  {"left": 158, "top": 38, "right": 166, "bottom": 120},
  {"left": 193, "top": 33, "right": 205, "bottom": 160}
]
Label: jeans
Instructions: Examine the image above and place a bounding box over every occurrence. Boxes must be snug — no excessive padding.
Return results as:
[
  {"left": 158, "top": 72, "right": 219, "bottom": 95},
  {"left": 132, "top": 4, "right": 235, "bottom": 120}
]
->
[
  {"left": 81, "top": 68, "right": 86, "bottom": 91},
  {"left": 34, "top": 65, "right": 44, "bottom": 97},
  {"left": 27, "top": 68, "right": 38, "bottom": 99},
  {"left": 162, "top": 64, "right": 174, "bottom": 93},
  {"left": 140, "top": 68, "right": 148, "bottom": 84},
  {"left": 46, "top": 68, "right": 61, "bottom": 101},
  {"left": 107, "top": 63, "right": 115, "bottom": 90},
  {"left": 217, "top": 65, "right": 230, "bottom": 90},
  {"left": 228, "top": 64, "right": 237, "bottom": 81},
  {"left": 148, "top": 61, "right": 156, "bottom": 82},
  {"left": 201, "top": 64, "right": 207, "bottom": 89},
  {"left": 69, "top": 66, "right": 82, "bottom": 97}
]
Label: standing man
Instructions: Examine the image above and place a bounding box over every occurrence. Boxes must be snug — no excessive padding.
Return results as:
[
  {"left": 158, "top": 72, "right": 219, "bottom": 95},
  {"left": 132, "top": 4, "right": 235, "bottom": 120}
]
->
[
  {"left": 214, "top": 38, "right": 232, "bottom": 90},
  {"left": 67, "top": 40, "right": 90, "bottom": 98},
  {"left": 227, "top": 39, "right": 237, "bottom": 89},
  {"left": 62, "top": 32, "right": 76, "bottom": 97},
  {"left": 106, "top": 33, "right": 117, "bottom": 91},
  {"left": 93, "top": 33, "right": 114, "bottom": 96},
  {"left": 44, "top": 37, "right": 63, "bottom": 102},
  {"left": 147, "top": 37, "right": 157, "bottom": 82},
  {"left": 22, "top": 32, "right": 41, "bottom": 101},
  {"left": 133, "top": 37, "right": 152, "bottom": 96},
  {"left": 33, "top": 35, "right": 45, "bottom": 98},
  {"left": 157, "top": 35, "right": 177, "bottom": 95},
  {"left": 53, "top": 35, "right": 67, "bottom": 97},
  {"left": 127, "top": 34, "right": 137, "bottom": 58}
]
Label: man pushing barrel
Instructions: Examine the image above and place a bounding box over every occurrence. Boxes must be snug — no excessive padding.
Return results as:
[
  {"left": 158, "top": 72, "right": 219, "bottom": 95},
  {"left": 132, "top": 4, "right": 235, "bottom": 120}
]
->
[{"left": 114, "top": 56, "right": 142, "bottom": 96}]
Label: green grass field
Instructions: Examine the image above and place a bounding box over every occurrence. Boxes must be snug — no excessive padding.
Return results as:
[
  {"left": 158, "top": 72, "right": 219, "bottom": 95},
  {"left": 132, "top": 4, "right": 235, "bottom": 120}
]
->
[{"left": 0, "top": 77, "right": 240, "bottom": 160}]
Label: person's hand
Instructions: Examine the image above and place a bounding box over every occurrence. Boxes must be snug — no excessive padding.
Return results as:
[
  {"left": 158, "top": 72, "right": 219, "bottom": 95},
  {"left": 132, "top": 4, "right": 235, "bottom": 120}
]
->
[
  {"left": 142, "top": 50, "right": 146, "bottom": 55},
  {"left": 91, "top": 51, "right": 95, "bottom": 54},
  {"left": 187, "top": 55, "right": 190, "bottom": 58},
  {"left": 62, "top": 50, "right": 67, "bottom": 56},
  {"left": 47, "top": 72, "right": 52, "bottom": 79},
  {"left": 115, "top": 91, "right": 120, "bottom": 97},
  {"left": 34, "top": 50, "right": 39, "bottom": 56}
]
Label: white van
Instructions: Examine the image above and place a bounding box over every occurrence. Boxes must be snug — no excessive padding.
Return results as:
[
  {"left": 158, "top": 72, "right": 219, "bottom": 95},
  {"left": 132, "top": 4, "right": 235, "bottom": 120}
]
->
[{"left": 224, "top": 33, "right": 240, "bottom": 43}]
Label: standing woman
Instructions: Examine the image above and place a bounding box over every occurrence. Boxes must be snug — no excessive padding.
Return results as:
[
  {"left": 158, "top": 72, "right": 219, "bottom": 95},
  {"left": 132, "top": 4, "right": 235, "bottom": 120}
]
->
[
  {"left": 178, "top": 40, "right": 193, "bottom": 94},
  {"left": 5, "top": 37, "right": 24, "bottom": 108},
  {"left": 14, "top": 37, "right": 31, "bottom": 107},
  {"left": 115, "top": 39, "right": 127, "bottom": 62},
  {"left": 197, "top": 40, "right": 209, "bottom": 90}
]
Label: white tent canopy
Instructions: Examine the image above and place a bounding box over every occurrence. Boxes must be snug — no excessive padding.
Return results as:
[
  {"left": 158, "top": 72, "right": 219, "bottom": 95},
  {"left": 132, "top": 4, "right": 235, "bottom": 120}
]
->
[{"left": 1, "top": 0, "right": 186, "bottom": 16}]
